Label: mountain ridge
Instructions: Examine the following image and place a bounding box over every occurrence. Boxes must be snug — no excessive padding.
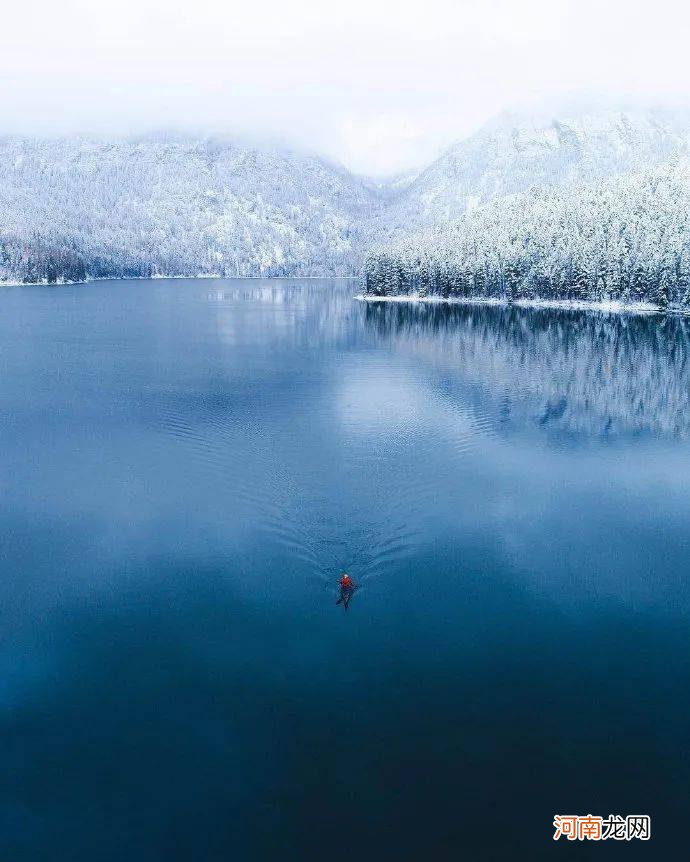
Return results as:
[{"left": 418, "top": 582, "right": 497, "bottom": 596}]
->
[
  {"left": 387, "top": 105, "right": 690, "bottom": 229},
  {"left": 3, "top": 104, "right": 690, "bottom": 284}
]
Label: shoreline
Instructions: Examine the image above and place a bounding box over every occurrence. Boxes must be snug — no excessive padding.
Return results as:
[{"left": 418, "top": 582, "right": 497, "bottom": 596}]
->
[
  {"left": 355, "top": 294, "right": 682, "bottom": 316},
  {"left": 0, "top": 274, "right": 358, "bottom": 288}
]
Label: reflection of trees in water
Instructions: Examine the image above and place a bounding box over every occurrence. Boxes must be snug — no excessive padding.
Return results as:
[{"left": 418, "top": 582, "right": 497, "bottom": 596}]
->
[{"left": 364, "top": 302, "right": 690, "bottom": 438}]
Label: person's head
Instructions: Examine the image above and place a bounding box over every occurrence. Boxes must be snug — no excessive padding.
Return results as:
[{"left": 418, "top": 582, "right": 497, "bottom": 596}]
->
[{"left": 341, "top": 573, "right": 350, "bottom": 580}]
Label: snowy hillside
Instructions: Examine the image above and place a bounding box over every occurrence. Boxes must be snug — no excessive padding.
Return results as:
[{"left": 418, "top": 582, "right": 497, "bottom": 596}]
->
[
  {"left": 0, "top": 135, "right": 382, "bottom": 283},
  {"left": 365, "top": 160, "right": 690, "bottom": 308},
  {"left": 388, "top": 106, "right": 690, "bottom": 230},
  {"left": 3, "top": 106, "right": 690, "bottom": 285}
]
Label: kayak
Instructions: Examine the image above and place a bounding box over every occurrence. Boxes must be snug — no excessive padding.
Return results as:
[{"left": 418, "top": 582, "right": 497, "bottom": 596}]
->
[{"left": 336, "top": 584, "right": 357, "bottom": 609}]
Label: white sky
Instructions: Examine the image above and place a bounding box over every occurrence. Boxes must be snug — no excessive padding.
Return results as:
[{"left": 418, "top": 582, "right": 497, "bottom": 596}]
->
[{"left": 2, "top": 0, "right": 690, "bottom": 175}]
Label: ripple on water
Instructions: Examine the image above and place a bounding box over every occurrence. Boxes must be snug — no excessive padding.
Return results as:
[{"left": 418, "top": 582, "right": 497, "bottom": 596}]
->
[
  {"left": 155, "top": 386, "right": 433, "bottom": 593},
  {"left": 151, "top": 289, "right": 513, "bottom": 597}
]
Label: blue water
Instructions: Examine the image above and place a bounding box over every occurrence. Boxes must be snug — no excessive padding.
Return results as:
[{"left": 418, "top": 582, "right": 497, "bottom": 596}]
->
[{"left": 2, "top": 279, "right": 689, "bottom": 859}]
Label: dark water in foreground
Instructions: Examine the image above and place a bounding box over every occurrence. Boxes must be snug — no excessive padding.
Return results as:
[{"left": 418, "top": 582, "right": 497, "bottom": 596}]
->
[{"left": 2, "top": 279, "right": 690, "bottom": 860}]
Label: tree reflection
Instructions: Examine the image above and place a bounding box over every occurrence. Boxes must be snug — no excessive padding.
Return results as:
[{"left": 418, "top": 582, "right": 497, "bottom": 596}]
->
[{"left": 364, "top": 302, "right": 690, "bottom": 439}]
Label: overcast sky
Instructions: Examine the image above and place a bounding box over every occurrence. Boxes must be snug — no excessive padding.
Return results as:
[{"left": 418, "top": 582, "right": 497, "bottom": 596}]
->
[{"left": 2, "top": 0, "right": 690, "bottom": 175}]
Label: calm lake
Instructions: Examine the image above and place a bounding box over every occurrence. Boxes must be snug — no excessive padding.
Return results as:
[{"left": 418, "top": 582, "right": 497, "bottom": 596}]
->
[{"left": 2, "top": 278, "right": 689, "bottom": 859}]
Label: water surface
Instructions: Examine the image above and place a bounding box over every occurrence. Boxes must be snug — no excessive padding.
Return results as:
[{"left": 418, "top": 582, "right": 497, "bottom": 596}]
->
[{"left": 2, "top": 279, "right": 689, "bottom": 859}]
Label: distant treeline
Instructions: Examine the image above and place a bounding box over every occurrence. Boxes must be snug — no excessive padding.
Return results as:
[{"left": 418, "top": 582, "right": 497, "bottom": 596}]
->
[{"left": 364, "top": 161, "right": 690, "bottom": 308}]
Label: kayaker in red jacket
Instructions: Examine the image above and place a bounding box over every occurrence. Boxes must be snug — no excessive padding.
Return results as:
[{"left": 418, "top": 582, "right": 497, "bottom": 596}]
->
[{"left": 337, "top": 573, "right": 356, "bottom": 609}]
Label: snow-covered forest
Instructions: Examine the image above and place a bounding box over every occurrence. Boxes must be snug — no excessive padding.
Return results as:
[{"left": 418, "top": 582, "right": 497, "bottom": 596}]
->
[
  {"left": 365, "top": 160, "right": 690, "bottom": 308},
  {"left": 0, "top": 136, "right": 381, "bottom": 282},
  {"left": 3, "top": 107, "right": 690, "bottom": 295}
]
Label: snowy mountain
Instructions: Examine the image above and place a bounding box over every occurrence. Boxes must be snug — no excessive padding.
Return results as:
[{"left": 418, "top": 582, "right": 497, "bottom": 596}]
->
[
  {"left": 0, "top": 135, "right": 382, "bottom": 283},
  {"left": 386, "top": 106, "right": 690, "bottom": 231},
  {"left": 3, "top": 105, "right": 690, "bottom": 285}
]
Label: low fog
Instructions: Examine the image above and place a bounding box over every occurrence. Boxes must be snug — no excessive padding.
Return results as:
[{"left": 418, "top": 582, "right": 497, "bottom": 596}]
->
[{"left": 2, "top": 0, "right": 690, "bottom": 174}]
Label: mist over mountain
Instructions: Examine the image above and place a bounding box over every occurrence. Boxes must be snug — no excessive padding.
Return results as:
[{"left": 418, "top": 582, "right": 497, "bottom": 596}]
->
[{"left": 2, "top": 104, "right": 690, "bottom": 285}]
